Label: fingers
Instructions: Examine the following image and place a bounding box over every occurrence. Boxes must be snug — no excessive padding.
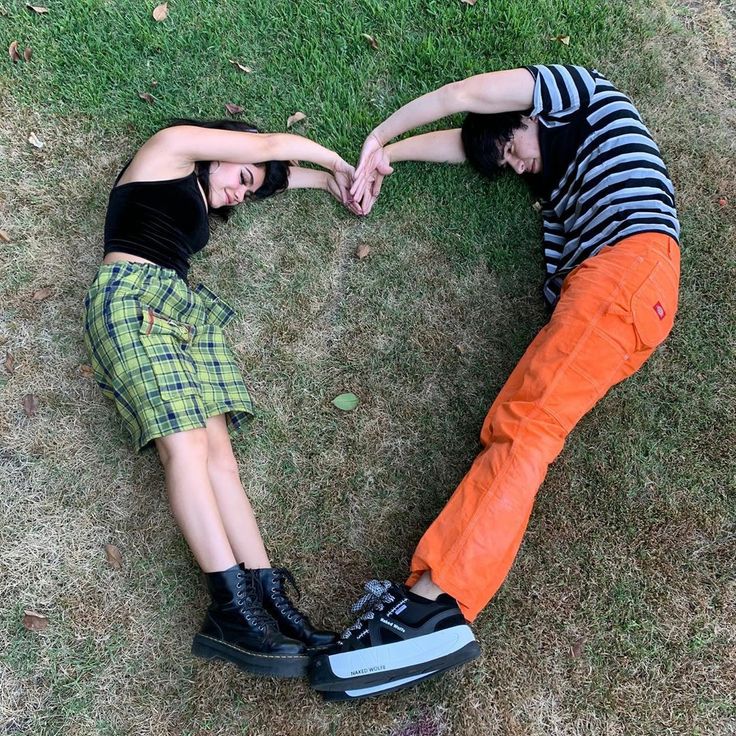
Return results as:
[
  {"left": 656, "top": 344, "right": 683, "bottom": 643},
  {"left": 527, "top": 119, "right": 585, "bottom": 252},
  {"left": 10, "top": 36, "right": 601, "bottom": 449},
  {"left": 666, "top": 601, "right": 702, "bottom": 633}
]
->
[
  {"left": 371, "top": 174, "right": 385, "bottom": 198},
  {"left": 358, "top": 184, "right": 378, "bottom": 215},
  {"left": 353, "top": 152, "right": 393, "bottom": 197},
  {"left": 350, "top": 162, "right": 374, "bottom": 199},
  {"left": 352, "top": 147, "right": 383, "bottom": 195},
  {"left": 360, "top": 192, "right": 377, "bottom": 215},
  {"left": 362, "top": 175, "right": 384, "bottom": 214},
  {"left": 328, "top": 173, "right": 363, "bottom": 215},
  {"left": 347, "top": 200, "right": 364, "bottom": 216}
]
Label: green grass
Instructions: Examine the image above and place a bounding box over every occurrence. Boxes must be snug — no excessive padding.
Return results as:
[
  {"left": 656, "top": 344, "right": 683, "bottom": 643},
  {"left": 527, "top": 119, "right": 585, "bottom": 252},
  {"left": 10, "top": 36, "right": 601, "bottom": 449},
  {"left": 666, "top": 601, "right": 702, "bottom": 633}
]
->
[
  {"left": 1, "top": 0, "right": 735, "bottom": 734},
  {"left": 3, "top": 0, "right": 658, "bottom": 283}
]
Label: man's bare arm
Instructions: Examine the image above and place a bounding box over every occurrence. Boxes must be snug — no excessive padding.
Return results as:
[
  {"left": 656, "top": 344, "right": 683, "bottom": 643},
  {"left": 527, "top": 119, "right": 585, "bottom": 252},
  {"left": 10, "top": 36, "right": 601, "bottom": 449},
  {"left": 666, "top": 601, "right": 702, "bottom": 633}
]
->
[
  {"left": 386, "top": 129, "right": 466, "bottom": 164},
  {"left": 371, "top": 68, "right": 535, "bottom": 146}
]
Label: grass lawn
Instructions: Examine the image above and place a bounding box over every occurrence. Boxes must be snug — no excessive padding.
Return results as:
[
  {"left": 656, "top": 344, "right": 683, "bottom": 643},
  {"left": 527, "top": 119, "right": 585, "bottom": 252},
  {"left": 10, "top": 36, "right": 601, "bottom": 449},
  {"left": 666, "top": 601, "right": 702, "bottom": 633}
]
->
[{"left": 1, "top": 0, "right": 734, "bottom": 734}]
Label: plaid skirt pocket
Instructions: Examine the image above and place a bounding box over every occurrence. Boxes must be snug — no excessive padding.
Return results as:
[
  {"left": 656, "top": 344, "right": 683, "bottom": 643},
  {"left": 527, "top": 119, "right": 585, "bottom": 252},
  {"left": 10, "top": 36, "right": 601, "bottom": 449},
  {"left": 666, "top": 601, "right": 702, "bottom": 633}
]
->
[
  {"left": 139, "top": 304, "right": 198, "bottom": 401},
  {"left": 192, "top": 283, "right": 236, "bottom": 328}
]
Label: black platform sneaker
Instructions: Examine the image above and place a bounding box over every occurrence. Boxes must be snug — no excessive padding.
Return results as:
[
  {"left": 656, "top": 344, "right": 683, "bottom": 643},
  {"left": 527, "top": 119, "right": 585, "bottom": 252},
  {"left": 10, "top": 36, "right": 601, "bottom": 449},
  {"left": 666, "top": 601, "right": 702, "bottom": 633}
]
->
[
  {"left": 252, "top": 567, "right": 337, "bottom": 652},
  {"left": 309, "top": 580, "right": 480, "bottom": 695},
  {"left": 192, "top": 565, "right": 309, "bottom": 678}
]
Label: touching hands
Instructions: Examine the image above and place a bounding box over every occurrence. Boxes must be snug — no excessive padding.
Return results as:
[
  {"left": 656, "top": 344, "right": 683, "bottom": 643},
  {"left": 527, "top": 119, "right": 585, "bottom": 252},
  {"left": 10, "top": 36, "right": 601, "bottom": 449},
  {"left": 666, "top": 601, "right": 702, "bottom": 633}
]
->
[
  {"left": 310, "top": 135, "right": 395, "bottom": 217},
  {"left": 325, "top": 165, "right": 364, "bottom": 216},
  {"left": 351, "top": 132, "right": 394, "bottom": 215},
  {"left": 330, "top": 159, "right": 364, "bottom": 215}
]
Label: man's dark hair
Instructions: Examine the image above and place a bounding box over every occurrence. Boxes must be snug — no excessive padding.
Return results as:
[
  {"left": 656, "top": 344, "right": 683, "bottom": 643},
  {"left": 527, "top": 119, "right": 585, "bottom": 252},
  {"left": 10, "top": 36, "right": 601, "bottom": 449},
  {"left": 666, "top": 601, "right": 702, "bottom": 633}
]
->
[
  {"left": 461, "top": 111, "right": 528, "bottom": 179},
  {"left": 166, "top": 118, "right": 289, "bottom": 219}
]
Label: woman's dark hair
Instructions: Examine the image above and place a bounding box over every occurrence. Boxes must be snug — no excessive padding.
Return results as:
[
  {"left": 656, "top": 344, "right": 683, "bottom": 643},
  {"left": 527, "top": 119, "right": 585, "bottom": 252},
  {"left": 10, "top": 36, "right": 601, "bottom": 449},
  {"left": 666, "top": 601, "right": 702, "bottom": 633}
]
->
[
  {"left": 166, "top": 118, "right": 289, "bottom": 219},
  {"left": 460, "top": 111, "right": 528, "bottom": 180}
]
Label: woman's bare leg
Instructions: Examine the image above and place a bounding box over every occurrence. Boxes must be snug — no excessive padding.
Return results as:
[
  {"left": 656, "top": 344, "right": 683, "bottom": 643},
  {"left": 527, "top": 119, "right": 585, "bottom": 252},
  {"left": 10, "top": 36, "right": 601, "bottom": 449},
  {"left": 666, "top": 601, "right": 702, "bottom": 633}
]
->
[
  {"left": 155, "top": 428, "right": 237, "bottom": 573},
  {"left": 204, "top": 414, "right": 270, "bottom": 569}
]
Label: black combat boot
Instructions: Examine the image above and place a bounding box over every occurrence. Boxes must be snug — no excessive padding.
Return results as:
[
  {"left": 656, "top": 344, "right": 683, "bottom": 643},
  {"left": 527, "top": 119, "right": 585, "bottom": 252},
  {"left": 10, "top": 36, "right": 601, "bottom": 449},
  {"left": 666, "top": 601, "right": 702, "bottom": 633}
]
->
[
  {"left": 252, "top": 567, "right": 337, "bottom": 651},
  {"left": 192, "top": 564, "right": 309, "bottom": 678}
]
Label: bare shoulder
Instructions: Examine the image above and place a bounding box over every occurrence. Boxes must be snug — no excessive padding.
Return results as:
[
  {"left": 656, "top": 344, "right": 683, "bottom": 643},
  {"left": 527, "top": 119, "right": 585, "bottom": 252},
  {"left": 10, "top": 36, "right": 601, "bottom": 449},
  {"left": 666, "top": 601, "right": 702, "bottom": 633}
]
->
[{"left": 115, "top": 129, "right": 194, "bottom": 187}]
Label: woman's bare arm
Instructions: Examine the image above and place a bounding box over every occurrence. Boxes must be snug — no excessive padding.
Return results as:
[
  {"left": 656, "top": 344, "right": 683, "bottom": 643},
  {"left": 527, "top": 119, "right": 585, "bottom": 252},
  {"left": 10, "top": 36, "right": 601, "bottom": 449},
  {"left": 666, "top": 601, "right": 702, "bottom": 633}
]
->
[
  {"left": 123, "top": 127, "right": 352, "bottom": 183},
  {"left": 288, "top": 165, "right": 362, "bottom": 214}
]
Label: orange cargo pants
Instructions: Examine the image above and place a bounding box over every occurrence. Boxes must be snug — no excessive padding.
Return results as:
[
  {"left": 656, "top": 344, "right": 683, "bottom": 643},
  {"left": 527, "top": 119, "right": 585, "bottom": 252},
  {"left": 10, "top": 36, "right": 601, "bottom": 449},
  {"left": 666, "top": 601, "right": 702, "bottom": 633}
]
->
[{"left": 407, "top": 232, "right": 680, "bottom": 621}]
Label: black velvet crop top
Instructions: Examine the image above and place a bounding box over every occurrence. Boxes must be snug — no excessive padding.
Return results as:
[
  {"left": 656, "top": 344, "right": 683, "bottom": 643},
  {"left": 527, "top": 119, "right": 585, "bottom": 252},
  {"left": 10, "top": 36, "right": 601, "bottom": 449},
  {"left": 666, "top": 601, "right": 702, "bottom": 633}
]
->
[{"left": 103, "top": 167, "right": 209, "bottom": 281}]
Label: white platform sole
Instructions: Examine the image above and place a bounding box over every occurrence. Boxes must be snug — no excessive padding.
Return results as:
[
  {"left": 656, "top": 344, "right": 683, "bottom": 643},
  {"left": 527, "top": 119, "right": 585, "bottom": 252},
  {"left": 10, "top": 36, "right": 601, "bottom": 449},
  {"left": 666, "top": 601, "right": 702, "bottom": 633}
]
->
[{"left": 311, "top": 624, "right": 479, "bottom": 691}]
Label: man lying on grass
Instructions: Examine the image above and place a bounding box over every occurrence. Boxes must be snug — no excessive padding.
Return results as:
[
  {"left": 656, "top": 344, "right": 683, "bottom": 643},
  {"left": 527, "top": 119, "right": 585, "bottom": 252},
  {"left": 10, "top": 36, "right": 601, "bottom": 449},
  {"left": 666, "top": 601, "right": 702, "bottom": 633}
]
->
[{"left": 309, "top": 64, "right": 681, "bottom": 700}]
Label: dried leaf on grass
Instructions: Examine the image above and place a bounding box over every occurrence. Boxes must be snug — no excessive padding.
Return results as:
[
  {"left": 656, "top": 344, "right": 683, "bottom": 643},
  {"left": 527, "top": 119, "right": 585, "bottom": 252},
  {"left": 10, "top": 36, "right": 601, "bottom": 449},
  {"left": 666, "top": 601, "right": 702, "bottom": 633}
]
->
[
  {"left": 105, "top": 544, "right": 123, "bottom": 569},
  {"left": 9, "top": 41, "right": 21, "bottom": 63},
  {"left": 28, "top": 132, "right": 44, "bottom": 148},
  {"left": 22, "top": 394, "right": 39, "bottom": 416},
  {"left": 26, "top": 4, "right": 49, "bottom": 13},
  {"left": 229, "top": 59, "right": 253, "bottom": 73},
  {"left": 79, "top": 364, "right": 94, "bottom": 378},
  {"left": 355, "top": 243, "right": 371, "bottom": 260},
  {"left": 361, "top": 33, "right": 378, "bottom": 50},
  {"left": 570, "top": 638, "right": 585, "bottom": 658},
  {"left": 550, "top": 34, "right": 571, "bottom": 46},
  {"left": 23, "top": 610, "right": 48, "bottom": 631},
  {"left": 152, "top": 2, "right": 168, "bottom": 21},
  {"left": 0, "top": 230, "right": 10, "bottom": 243},
  {"left": 23, "top": 47, "right": 32, "bottom": 62},
  {"left": 32, "top": 286, "right": 53, "bottom": 300},
  {"left": 286, "top": 111, "right": 306, "bottom": 128},
  {"left": 332, "top": 392, "right": 359, "bottom": 411},
  {"left": 224, "top": 102, "right": 244, "bottom": 116},
  {"left": 460, "top": 0, "right": 477, "bottom": 5},
  {"left": 138, "top": 91, "right": 155, "bottom": 104},
  {"left": 4, "top": 352, "right": 15, "bottom": 375}
]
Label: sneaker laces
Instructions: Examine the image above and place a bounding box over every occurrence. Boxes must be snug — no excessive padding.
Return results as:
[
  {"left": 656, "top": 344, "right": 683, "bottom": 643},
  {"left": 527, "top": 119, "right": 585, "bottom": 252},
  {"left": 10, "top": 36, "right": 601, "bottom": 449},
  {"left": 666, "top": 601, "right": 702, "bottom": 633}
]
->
[
  {"left": 340, "top": 580, "right": 396, "bottom": 640},
  {"left": 236, "top": 570, "right": 277, "bottom": 632}
]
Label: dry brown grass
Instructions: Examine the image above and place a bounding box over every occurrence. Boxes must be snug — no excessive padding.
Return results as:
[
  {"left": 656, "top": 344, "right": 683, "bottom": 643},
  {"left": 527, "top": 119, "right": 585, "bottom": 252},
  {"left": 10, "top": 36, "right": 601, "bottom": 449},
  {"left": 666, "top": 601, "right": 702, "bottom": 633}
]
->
[{"left": 1, "top": 1, "right": 735, "bottom": 734}]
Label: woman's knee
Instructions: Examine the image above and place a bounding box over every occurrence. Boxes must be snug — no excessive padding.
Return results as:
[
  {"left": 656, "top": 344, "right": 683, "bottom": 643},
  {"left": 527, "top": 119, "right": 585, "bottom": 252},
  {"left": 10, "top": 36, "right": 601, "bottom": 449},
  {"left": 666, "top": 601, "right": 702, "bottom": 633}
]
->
[
  {"left": 205, "top": 422, "right": 239, "bottom": 476},
  {"left": 155, "top": 428, "right": 209, "bottom": 470}
]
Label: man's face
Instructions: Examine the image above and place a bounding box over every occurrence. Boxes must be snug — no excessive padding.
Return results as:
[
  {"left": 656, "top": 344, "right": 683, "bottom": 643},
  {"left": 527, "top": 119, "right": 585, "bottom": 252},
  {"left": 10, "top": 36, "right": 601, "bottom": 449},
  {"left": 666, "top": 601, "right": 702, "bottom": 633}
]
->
[{"left": 498, "top": 117, "right": 543, "bottom": 176}]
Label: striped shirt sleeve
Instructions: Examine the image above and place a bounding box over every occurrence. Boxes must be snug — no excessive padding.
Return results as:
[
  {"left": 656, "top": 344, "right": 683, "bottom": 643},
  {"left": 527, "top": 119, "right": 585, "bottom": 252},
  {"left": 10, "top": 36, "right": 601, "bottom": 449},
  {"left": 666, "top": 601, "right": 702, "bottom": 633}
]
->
[{"left": 526, "top": 64, "right": 598, "bottom": 121}]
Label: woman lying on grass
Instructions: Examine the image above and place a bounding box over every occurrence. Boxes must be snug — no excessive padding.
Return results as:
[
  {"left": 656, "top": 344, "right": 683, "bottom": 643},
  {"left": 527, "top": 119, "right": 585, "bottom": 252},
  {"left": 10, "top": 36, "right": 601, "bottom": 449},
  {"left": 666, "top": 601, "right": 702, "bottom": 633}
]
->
[{"left": 84, "top": 119, "right": 358, "bottom": 678}]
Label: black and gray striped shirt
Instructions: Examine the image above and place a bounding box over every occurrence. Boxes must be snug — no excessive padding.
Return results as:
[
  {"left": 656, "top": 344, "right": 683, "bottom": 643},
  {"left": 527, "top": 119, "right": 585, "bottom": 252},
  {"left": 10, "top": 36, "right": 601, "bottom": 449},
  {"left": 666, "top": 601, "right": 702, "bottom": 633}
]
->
[{"left": 525, "top": 64, "right": 680, "bottom": 306}]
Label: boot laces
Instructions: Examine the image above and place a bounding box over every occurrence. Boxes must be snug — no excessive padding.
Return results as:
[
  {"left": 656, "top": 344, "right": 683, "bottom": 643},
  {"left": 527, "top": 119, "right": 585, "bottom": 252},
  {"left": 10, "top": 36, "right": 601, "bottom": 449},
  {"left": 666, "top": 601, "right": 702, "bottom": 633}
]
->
[
  {"left": 236, "top": 570, "right": 276, "bottom": 632},
  {"left": 271, "top": 568, "right": 307, "bottom": 624},
  {"left": 341, "top": 580, "right": 395, "bottom": 640}
]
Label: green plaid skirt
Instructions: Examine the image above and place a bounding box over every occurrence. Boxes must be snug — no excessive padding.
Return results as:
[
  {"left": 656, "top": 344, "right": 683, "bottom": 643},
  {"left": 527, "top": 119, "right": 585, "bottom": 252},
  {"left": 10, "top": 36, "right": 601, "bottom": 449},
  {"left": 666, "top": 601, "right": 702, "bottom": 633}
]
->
[{"left": 84, "top": 262, "right": 254, "bottom": 451}]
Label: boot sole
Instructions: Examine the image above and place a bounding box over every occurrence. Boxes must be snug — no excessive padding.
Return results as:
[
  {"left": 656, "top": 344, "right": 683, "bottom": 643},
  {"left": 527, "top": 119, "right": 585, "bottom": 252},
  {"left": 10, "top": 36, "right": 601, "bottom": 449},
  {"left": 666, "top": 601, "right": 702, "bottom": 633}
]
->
[
  {"left": 192, "top": 633, "right": 309, "bottom": 678},
  {"left": 309, "top": 625, "right": 479, "bottom": 691}
]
